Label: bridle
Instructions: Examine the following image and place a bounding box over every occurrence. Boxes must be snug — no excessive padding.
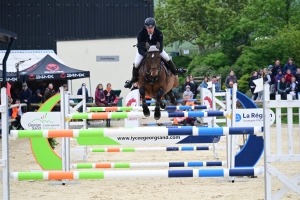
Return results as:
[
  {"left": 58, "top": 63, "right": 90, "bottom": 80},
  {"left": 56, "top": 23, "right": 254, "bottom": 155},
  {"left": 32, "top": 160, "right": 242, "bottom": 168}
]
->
[{"left": 144, "top": 52, "right": 162, "bottom": 83}]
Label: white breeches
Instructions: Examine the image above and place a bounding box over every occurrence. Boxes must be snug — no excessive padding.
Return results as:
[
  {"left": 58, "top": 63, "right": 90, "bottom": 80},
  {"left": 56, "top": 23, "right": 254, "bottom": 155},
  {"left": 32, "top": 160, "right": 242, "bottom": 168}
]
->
[{"left": 134, "top": 50, "right": 170, "bottom": 68}]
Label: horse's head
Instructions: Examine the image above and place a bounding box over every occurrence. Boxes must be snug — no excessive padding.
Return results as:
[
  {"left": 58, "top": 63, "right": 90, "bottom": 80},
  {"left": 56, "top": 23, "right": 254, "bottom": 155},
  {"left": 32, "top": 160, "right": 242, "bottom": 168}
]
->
[{"left": 145, "top": 42, "right": 161, "bottom": 78}]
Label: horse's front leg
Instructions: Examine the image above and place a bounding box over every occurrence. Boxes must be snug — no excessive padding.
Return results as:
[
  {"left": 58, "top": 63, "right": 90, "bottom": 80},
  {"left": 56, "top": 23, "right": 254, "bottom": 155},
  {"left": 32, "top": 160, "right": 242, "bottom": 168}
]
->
[
  {"left": 154, "top": 88, "right": 165, "bottom": 120},
  {"left": 139, "top": 87, "right": 150, "bottom": 117}
]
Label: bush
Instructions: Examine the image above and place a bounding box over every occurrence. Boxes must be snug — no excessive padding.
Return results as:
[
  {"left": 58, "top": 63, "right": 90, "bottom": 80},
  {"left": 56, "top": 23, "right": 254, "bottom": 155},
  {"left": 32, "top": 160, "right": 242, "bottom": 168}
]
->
[
  {"left": 48, "top": 138, "right": 59, "bottom": 149},
  {"left": 237, "top": 74, "right": 251, "bottom": 93},
  {"left": 172, "top": 55, "right": 192, "bottom": 70},
  {"left": 192, "top": 65, "right": 217, "bottom": 77}
]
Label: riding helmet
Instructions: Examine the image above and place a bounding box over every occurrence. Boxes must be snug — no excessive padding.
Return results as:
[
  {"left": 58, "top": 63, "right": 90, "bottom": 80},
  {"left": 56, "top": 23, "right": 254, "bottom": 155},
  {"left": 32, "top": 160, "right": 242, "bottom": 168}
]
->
[{"left": 144, "top": 17, "right": 156, "bottom": 28}]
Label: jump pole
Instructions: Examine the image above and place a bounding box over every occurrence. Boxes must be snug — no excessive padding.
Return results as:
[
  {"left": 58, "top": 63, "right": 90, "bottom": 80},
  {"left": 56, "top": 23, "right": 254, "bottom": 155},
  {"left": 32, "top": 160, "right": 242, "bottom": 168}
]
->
[
  {"left": 72, "top": 161, "right": 226, "bottom": 169},
  {"left": 10, "top": 127, "right": 263, "bottom": 138},
  {"left": 86, "top": 105, "right": 208, "bottom": 112},
  {"left": 89, "top": 146, "right": 212, "bottom": 152},
  {"left": 66, "top": 110, "right": 231, "bottom": 120},
  {"left": 11, "top": 168, "right": 264, "bottom": 180}
]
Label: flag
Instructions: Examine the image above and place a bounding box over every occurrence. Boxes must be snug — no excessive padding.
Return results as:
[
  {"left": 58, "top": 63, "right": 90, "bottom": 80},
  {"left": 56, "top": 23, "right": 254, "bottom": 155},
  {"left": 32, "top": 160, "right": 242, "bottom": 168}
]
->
[{"left": 6, "top": 82, "right": 11, "bottom": 97}]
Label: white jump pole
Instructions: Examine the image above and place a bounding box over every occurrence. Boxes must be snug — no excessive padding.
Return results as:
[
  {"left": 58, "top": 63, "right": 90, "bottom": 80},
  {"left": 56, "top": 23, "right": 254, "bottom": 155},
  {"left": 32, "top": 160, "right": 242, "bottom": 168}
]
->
[{"left": 1, "top": 88, "right": 10, "bottom": 199}]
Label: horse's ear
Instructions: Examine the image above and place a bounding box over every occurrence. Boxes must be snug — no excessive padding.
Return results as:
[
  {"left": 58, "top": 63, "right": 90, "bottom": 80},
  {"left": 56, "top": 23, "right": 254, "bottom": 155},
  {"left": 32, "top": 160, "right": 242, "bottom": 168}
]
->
[
  {"left": 156, "top": 42, "right": 160, "bottom": 50},
  {"left": 146, "top": 42, "right": 150, "bottom": 51}
]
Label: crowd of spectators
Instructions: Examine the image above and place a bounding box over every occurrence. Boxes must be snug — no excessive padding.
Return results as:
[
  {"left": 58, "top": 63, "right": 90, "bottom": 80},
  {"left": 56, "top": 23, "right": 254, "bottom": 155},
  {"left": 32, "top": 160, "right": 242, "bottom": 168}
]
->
[{"left": 249, "top": 58, "right": 300, "bottom": 100}]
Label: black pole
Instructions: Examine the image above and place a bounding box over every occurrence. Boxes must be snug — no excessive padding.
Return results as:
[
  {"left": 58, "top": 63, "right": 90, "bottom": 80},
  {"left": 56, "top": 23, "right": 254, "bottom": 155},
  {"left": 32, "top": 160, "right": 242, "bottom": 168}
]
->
[{"left": 2, "top": 37, "right": 15, "bottom": 88}]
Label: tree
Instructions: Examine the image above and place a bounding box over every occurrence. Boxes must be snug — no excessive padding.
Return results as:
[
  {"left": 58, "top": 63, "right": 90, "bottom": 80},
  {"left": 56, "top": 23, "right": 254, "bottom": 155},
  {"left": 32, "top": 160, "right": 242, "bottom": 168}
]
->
[
  {"left": 155, "top": 0, "right": 241, "bottom": 51},
  {"left": 239, "top": 0, "right": 300, "bottom": 39}
]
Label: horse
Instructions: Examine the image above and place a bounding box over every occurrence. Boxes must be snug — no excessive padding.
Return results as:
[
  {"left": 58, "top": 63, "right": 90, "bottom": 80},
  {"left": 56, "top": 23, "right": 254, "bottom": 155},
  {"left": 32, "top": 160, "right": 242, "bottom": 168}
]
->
[{"left": 138, "top": 42, "right": 179, "bottom": 120}]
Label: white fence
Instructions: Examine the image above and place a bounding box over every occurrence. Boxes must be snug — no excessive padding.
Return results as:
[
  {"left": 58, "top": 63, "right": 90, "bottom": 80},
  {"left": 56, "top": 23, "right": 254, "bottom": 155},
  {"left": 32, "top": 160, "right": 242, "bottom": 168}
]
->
[{"left": 263, "top": 84, "right": 300, "bottom": 199}]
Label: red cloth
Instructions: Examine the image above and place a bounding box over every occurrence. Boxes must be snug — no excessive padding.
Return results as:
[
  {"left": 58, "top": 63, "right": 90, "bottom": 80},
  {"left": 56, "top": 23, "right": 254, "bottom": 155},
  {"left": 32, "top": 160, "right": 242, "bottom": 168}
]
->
[{"left": 285, "top": 73, "right": 294, "bottom": 84}]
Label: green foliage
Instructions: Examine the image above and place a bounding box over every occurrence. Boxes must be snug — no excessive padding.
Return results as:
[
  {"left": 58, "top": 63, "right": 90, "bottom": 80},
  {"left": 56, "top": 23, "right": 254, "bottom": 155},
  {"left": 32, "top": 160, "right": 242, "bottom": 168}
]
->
[
  {"left": 192, "top": 65, "right": 217, "bottom": 77},
  {"left": 172, "top": 56, "right": 192, "bottom": 70},
  {"left": 201, "top": 52, "right": 231, "bottom": 68},
  {"left": 155, "top": 0, "right": 243, "bottom": 51},
  {"left": 48, "top": 138, "right": 59, "bottom": 150},
  {"left": 172, "top": 56, "right": 192, "bottom": 85},
  {"left": 156, "top": 0, "right": 300, "bottom": 87},
  {"left": 237, "top": 74, "right": 251, "bottom": 93}
]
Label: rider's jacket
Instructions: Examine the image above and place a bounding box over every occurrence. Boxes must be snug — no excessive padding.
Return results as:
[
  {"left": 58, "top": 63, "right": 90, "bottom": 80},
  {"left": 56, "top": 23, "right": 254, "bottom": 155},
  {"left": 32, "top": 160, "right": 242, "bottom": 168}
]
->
[{"left": 137, "top": 27, "right": 163, "bottom": 56}]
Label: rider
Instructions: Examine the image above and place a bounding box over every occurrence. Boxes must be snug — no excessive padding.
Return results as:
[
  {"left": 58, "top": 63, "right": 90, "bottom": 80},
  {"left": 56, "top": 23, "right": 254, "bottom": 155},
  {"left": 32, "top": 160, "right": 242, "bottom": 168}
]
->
[{"left": 124, "top": 17, "right": 187, "bottom": 88}]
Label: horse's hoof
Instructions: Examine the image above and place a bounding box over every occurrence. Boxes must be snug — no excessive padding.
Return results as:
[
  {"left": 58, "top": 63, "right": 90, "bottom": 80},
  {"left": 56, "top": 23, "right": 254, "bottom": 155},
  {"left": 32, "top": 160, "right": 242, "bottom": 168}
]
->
[
  {"left": 154, "top": 108, "right": 161, "bottom": 120},
  {"left": 142, "top": 104, "right": 150, "bottom": 117},
  {"left": 154, "top": 112, "right": 161, "bottom": 120},
  {"left": 160, "top": 102, "right": 166, "bottom": 109}
]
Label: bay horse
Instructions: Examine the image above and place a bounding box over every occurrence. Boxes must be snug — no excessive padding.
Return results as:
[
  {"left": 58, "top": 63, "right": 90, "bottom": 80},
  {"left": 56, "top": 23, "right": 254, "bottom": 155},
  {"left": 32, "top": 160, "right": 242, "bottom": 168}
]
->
[{"left": 138, "top": 42, "right": 179, "bottom": 120}]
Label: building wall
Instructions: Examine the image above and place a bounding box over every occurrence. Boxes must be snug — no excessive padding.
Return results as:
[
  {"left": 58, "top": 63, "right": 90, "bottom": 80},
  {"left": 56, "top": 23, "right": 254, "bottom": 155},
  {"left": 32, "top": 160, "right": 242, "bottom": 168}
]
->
[
  {"left": 0, "top": 0, "right": 153, "bottom": 51},
  {"left": 57, "top": 38, "right": 137, "bottom": 104}
]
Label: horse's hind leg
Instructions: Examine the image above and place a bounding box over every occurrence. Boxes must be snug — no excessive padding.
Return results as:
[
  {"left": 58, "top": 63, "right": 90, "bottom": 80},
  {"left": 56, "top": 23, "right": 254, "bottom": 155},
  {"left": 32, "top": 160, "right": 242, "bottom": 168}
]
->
[
  {"left": 167, "top": 90, "right": 176, "bottom": 105},
  {"left": 139, "top": 87, "right": 150, "bottom": 117},
  {"left": 154, "top": 88, "right": 165, "bottom": 120}
]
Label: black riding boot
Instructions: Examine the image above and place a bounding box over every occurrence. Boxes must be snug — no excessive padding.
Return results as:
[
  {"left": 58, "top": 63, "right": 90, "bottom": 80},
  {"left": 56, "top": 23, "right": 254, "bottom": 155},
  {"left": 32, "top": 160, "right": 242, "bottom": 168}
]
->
[
  {"left": 167, "top": 60, "right": 187, "bottom": 75},
  {"left": 124, "top": 65, "right": 139, "bottom": 88}
]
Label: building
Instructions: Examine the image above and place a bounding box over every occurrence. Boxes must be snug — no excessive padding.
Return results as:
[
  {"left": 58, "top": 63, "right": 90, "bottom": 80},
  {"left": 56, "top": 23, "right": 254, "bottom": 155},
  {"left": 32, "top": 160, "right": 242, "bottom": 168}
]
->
[{"left": 0, "top": 0, "right": 154, "bottom": 100}]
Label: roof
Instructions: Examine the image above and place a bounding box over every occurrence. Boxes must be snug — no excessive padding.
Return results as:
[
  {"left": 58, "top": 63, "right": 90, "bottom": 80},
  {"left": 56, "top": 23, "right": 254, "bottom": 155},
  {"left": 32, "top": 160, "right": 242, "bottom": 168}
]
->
[
  {"left": 0, "top": 28, "right": 17, "bottom": 43},
  {"left": 19, "top": 54, "right": 90, "bottom": 81},
  {"left": 0, "top": 50, "right": 65, "bottom": 72}
]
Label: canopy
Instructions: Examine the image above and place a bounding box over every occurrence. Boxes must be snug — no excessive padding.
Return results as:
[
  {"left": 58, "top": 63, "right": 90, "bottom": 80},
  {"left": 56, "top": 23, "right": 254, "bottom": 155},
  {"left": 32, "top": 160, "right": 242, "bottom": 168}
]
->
[
  {"left": 19, "top": 54, "right": 90, "bottom": 81},
  {"left": 0, "top": 71, "right": 18, "bottom": 82}
]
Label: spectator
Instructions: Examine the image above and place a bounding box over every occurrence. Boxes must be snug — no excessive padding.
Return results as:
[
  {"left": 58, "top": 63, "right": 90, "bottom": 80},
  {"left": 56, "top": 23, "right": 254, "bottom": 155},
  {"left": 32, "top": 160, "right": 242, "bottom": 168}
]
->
[
  {"left": 104, "top": 83, "right": 117, "bottom": 104},
  {"left": 181, "top": 76, "right": 195, "bottom": 93},
  {"left": 257, "top": 70, "right": 265, "bottom": 100},
  {"left": 62, "top": 84, "right": 69, "bottom": 92},
  {"left": 272, "top": 59, "right": 283, "bottom": 79},
  {"left": 95, "top": 83, "right": 108, "bottom": 106},
  {"left": 289, "top": 77, "right": 298, "bottom": 99},
  {"left": 77, "top": 83, "right": 89, "bottom": 103},
  {"left": 11, "top": 99, "right": 22, "bottom": 130},
  {"left": 225, "top": 70, "right": 237, "bottom": 88},
  {"left": 275, "top": 69, "right": 284, "bottom": 83},
  {"left": 257, "top": 69, "right": 263, "bottom": 79},
  {"left": 283, "top": 58, "right": 296, "bottom": 75},
  {"left": 211, "top": 76, "right": 222, "bottom": 92},
  {"left": 263, "top": 68, "right": 271, "bottom": 84},
  {"left": 11, "top": 88, "right": 20, "bottom": 104},
  {"left": 19, "top": 83, "right": 32, "bottom": 112},
  {"left": 268, "top": 65, "right": 276, "bottom": 94},
  {"left": 277, "top": 77, "right": 290, "bottom": 100},
  {"left": 131, "top": 82, "right": 139, "bottom": 91},
  {"left": 198, "top": 76, "right": 208, "bottom": 89},
  {"left": 183, "top": 85, "right": 193, "bottom": 100},
  {"left": 44, "top": 83, "right": 56, "bottom": 102},
  {"left": 249, "top": 71, "right": 258, "bottom": 100},
  {"left": 228, "top": 81, "right": 234, "bottom": 88},
  {"left": 189, "top": 75, "right": 198, "bottom": 99},
  {"left": 295, "top": 68, "right": 300, "bottom": 83},
  {"left": 284, "top": 69, "right": 294, "bottom": 84},
  {"left": 31, "top": 89, "right": 43, "bottom": 104}
]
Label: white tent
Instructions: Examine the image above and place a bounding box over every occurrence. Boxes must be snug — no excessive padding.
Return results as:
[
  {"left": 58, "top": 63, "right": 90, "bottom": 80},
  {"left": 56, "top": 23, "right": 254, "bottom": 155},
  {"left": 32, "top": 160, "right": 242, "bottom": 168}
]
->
[{"left": 0, "top": 50, "right": 65, "bottom": 72}]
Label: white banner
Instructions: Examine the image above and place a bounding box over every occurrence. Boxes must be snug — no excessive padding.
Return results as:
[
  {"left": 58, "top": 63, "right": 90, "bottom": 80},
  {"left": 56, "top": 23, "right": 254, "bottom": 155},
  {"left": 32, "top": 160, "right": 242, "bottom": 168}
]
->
[
  {"left": 235, "top": 109, "right": 275, "bottom": 126},
  {"left": 124, "top": 89, "right": 140, "bottom": 127},
  {"left": 21, "top": 112, "right": 61, "bottom": 130}
]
